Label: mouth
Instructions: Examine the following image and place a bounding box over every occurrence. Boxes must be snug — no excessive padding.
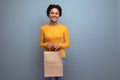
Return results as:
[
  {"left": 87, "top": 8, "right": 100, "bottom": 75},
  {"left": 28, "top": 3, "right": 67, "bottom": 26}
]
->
[
  {"left": 52, "top": 16, "right": 57, "bottom": 19},
  {"left": 51, "top": 17, "right": 57, "bottom": 20}
]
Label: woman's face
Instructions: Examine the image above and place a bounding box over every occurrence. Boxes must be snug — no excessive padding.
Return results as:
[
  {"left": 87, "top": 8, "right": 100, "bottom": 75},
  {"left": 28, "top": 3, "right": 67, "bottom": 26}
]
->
[{"left": 49, "top": 8, "right": 60, "bottom": 23}]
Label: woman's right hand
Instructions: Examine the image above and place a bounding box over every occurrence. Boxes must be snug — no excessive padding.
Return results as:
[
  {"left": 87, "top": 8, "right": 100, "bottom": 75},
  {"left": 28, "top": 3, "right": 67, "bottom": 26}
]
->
[{"left": 46, "top": 43, "right": 53, "bottom": 49}]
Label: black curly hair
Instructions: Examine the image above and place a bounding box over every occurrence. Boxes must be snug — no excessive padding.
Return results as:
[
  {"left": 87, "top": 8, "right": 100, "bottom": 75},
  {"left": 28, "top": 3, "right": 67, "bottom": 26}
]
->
[{"left": 46, "top": 4, "right": 62, "bottom": 17}]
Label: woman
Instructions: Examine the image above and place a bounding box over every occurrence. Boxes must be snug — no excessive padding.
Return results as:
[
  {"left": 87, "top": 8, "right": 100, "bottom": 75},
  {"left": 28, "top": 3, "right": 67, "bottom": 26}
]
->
[{"left": 40, "top": 4, "right": 70, "bottom": 80}]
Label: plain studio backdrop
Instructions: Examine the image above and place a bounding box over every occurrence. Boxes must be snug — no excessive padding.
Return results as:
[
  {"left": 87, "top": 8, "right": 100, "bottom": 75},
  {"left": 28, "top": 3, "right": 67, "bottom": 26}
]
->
[{"left": 0, "top": 0, "right": 120, "bottom": 80}]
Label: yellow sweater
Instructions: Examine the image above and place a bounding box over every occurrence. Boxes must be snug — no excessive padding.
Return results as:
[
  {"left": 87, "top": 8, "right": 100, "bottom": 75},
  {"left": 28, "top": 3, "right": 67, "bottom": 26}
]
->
[{"left": 40, "top": 24, "right": 70, "bottom": 58}]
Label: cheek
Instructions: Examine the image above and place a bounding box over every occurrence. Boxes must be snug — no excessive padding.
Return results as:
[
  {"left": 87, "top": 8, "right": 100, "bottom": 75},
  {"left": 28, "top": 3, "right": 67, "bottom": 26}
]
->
[
  {"left": 55, "top": 15, "right": 60, "bottom": 18},
  {"left": 57, "top": 15, "right": 60, "bottom": 17}
]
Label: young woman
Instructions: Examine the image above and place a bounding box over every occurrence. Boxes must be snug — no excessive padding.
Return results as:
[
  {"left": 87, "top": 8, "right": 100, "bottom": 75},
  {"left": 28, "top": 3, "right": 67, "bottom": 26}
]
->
[{"left": 40, "top": 4, "right": 70, "bottom": 80}]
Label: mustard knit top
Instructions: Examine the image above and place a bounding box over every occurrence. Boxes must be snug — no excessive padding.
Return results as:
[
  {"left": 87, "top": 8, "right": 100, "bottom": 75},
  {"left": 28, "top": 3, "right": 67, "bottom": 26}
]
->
[{"left": 40, "top": 24, "right": 70, "bottom": 58}]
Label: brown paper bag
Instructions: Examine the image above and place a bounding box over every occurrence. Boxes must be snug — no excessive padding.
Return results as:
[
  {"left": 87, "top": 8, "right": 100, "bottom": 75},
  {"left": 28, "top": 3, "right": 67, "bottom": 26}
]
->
[{"left": 44, "top": 51, "right": 63, "bottom": 77}]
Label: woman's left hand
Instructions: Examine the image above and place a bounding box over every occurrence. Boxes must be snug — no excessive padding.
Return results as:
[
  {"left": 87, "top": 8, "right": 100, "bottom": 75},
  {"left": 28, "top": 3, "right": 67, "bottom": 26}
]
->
[{"left": 53, "top": 44, "right": 60, "bottom": 51}]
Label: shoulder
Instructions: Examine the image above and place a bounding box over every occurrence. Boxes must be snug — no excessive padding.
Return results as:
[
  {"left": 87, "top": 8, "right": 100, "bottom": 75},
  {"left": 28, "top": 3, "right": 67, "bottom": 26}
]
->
[
  {"left": 58, "top": 23, "right": 68, "bottom": 29},
  {"left": 40, "top": 24, "right": 48, "bottom": 30}
]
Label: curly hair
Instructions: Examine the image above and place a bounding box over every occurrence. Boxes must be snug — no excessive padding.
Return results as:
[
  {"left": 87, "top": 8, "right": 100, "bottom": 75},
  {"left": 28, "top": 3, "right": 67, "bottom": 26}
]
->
[{"left": 46, "top": 4, "right": 62, "bottom": 17}]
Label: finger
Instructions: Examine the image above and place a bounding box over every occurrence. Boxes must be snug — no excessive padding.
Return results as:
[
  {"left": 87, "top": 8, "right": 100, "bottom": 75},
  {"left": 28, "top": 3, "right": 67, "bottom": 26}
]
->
[
  {"left": 55, "top": 46, "right": 60, "bottom": 51},
  {"left": 55, "top": 47, "right": 58, "bottom": 51}
]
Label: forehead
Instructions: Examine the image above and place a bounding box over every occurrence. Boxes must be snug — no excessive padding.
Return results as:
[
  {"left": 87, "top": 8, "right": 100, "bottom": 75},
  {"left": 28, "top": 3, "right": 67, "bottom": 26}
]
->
[{"left": 50, "top": 8, "right": 59, "bottom": 12}]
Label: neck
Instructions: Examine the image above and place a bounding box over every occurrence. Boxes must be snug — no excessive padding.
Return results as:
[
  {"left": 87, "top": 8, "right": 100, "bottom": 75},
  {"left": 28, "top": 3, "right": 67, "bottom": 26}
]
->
[{"left": 49, "top": 21, "right": 58, "bottom": 26}]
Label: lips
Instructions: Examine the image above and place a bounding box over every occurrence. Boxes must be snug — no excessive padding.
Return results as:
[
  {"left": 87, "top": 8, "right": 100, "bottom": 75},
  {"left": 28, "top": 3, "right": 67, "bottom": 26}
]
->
[
  {"left": 52, "top": 17, "right": 57, "bottom": 19},
  {"left": 51, "top": 17, "right": 57, "bottom": 21}
]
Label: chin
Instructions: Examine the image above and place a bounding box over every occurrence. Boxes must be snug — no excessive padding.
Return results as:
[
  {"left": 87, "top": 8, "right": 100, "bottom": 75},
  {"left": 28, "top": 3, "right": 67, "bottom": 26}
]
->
[{"left": 51, "top": 20, "right": 57, "bottom": 23}]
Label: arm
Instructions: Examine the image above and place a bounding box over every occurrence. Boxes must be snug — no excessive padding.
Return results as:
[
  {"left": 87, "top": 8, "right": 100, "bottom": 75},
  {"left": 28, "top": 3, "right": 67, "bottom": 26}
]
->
[
  {"left": 39, "top": 27, "right": 47, "bottom": 48},
  {"left": 59, "top": 27, "right": 70, "bottom": 48}
]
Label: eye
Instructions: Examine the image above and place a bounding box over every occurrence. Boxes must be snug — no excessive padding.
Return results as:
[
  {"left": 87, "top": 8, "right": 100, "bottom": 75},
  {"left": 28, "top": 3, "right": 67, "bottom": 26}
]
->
[
  {"left": 50, "top": 11, "right": 59, "bottom": 16},
  {"left": 55, "top": 13, "right": 59, "bottom": 15},
  {"left": 50, "top": 12, "right": 54, "bottom": 14}
]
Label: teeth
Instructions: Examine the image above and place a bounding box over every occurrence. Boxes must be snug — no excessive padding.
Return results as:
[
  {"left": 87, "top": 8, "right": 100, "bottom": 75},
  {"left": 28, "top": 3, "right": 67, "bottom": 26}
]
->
[{"left": 52, "top": 18, "right": 56, "bottom": 19}]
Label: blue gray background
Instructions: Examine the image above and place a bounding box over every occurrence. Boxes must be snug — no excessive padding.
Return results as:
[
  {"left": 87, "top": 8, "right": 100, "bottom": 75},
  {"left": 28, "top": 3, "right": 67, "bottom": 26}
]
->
[{"left": 0, "top": 0, "right": 120, "bottom": 80}]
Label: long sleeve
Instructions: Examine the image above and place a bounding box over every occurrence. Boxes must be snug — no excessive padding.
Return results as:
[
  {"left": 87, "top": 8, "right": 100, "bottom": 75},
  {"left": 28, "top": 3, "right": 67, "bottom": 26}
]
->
[
  {"left": 40, "top": 27, "right": 47, "bottom": 48},
  {"left": 59, "top": 27, "right": 70, "bottom": 48}
]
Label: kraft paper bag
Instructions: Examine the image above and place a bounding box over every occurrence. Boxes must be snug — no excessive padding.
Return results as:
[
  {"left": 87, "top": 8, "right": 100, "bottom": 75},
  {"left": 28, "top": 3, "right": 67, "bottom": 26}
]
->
[{"left": 44, "top": 51, "right": 63, "bottom": 77}]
